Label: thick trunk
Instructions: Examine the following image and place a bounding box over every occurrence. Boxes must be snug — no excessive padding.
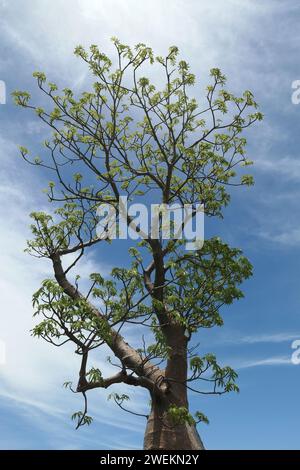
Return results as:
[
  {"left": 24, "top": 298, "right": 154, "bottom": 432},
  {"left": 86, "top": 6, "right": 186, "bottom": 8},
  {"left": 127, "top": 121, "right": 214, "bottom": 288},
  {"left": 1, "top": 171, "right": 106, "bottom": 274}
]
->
[
  {"left": 143, "top": 395, "right": 205, "bottom": 450},
  {"left": 144, "top": 326, "right": 205, "bottom": 450}
]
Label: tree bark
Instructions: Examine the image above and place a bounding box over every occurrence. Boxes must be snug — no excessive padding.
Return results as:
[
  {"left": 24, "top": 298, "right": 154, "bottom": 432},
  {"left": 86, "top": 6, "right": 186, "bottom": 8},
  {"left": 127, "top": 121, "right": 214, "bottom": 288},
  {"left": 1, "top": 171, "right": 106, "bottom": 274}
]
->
[
  {"left": 143, "top": 326, "right": 205, "bottom": 450},
  {"left": 143, "top": 395, "right": 205, "bottom": 450}
]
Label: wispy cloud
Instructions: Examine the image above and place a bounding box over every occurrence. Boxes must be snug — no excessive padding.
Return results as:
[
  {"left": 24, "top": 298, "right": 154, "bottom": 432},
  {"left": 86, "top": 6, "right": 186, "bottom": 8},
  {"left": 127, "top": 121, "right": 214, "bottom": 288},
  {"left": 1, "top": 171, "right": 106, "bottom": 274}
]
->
[
  {"left": 235, "top": 355, "right": 292, "bottom": 370},
  {"left": 258, "top": 228, "right": 300, "bottom": 246},
  {"left": 238, "top": 332, "right": 300, "bottom": 344},
  {"left": 256, "top": 156, "right": 300, "bottom": 182}
]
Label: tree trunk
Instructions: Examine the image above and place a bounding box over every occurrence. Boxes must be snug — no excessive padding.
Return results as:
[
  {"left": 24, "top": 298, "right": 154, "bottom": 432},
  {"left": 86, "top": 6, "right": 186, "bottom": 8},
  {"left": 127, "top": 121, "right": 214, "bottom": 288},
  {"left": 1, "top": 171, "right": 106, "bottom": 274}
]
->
[
  {"left": 143, "top": 395, "right": 205, "bottom": 450},
  {"left": 143, "top": 326, "right": 205, "bottom": 450}
]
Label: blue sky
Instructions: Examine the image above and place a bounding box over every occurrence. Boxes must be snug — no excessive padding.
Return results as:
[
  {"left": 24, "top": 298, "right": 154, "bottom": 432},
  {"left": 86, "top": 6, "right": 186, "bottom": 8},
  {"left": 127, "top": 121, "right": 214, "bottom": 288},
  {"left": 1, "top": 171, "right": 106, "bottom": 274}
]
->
[{"left": 0, "top": 0, "right": 300, "bottom": 450}]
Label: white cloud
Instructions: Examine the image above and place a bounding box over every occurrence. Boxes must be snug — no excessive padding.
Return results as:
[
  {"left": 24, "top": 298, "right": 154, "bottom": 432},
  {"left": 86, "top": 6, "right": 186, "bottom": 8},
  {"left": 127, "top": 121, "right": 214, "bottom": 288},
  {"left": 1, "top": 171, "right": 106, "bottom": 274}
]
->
[
  {"left": 237, "top": 332, "right": 300, "bottom": 345},
  {"left": 258, "top": 227, "right": 300, "bottom": 246},
  {"left": 256, "top": 155, "right": 300, "bottom": 182},
  {"left": 235, "top": 355, "right": 292, "bottom": 369},
  {"left": 0, "top": 0, "right": 281, "bottom": 92}
]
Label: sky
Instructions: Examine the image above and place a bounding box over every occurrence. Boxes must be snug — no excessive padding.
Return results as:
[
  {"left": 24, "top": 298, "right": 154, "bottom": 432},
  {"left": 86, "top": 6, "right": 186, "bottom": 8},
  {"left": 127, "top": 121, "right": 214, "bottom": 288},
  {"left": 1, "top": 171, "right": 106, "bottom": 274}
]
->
[{"left": 0, "top": 0, "right": 300, "bottom": 450}]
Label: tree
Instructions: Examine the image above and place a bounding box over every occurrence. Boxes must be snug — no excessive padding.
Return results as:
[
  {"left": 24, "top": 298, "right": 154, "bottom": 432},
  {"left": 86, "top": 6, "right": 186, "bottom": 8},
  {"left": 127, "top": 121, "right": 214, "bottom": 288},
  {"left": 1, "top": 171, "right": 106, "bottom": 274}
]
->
[{"left": 13, "top": 38, "right": 262, "bottom": 450}]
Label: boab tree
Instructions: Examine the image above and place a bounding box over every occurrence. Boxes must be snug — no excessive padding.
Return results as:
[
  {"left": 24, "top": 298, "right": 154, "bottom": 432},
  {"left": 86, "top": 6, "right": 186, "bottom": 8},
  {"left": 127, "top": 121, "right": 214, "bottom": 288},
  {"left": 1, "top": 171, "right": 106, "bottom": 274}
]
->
[{"left": 13, "top": 39, "right": 262, "bottom": 450}]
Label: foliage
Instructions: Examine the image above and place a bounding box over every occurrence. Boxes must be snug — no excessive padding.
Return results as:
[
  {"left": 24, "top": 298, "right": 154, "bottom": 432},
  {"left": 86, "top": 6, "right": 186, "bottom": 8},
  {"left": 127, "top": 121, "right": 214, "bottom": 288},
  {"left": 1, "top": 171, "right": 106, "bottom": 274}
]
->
[{"left": 13, "top": 38, "right": 262, "bottom": 432}]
